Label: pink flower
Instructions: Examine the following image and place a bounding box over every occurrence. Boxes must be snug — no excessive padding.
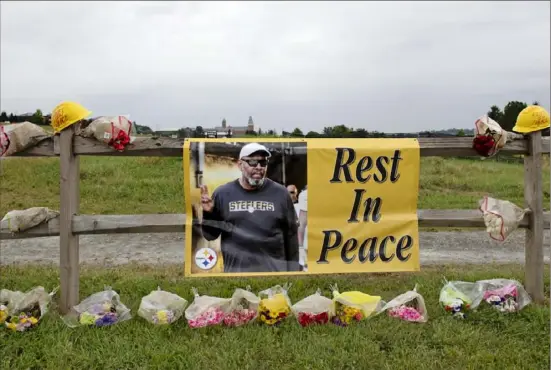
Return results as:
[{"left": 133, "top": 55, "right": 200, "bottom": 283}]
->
[{"left": 388, "top": 305, "right": 424, "bottom": 322}]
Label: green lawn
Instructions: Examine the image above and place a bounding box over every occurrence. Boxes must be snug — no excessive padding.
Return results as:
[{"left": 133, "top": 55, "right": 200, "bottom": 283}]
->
[
  {"left": 1, "top": 156, "right": 549, "bottom": 216},
  {"left": 0, "top": 264, "right": 549, "bottom": 369}
]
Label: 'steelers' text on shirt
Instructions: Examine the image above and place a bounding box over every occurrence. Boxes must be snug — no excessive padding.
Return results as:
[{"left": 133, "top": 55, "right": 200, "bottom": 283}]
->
[{"left": 229, "top": 200, "right": 275, "bottom": 213}]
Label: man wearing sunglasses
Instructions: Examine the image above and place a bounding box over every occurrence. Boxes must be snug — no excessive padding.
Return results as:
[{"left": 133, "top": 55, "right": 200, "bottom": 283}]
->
[{"left": 200, "top": 142, "right": 300, "bottom": 273}]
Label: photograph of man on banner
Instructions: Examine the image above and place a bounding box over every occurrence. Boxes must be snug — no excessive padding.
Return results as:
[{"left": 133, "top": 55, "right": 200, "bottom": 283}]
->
[{"left": 199, "top": 143, "right": 300, "bottom": 273}]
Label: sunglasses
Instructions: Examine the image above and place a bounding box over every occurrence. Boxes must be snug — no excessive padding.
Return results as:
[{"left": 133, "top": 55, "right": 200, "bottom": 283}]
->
[{"left": 242, "top": 158, "right": 269, "bottom": 167}]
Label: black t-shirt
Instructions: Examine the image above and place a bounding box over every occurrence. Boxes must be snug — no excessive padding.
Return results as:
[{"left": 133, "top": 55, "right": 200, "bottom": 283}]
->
[{"left": 201, "top": 178, "right": 300, "bottom": 273}]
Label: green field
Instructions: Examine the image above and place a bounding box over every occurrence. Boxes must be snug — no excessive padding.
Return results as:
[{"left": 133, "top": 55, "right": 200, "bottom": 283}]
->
[
  {"left": 0, "top": 156, "right": 549, "bottom": 216},
  {"left": 0, "top": 264, "right": 548, "bottom": 369},
  {"left": 1, "top": 156, "right": 550, "bottom": 369}
]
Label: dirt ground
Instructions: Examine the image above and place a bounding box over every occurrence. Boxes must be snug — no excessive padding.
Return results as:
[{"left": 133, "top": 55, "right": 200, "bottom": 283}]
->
[{"left": 0, "top": 230, "right": 549, "bottom": 266}]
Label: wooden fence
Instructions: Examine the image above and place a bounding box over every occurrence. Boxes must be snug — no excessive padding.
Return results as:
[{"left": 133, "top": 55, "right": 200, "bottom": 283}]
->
[{"left": 2, "top": 127, "right": 550, "bottom": 313}]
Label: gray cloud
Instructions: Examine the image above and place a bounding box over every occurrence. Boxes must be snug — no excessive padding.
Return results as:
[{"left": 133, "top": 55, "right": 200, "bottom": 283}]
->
[{"left": 1, "top": 1, "right": 549, "bottom": 133}]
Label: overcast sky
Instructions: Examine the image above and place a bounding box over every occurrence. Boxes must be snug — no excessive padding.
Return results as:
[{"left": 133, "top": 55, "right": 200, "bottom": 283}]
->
[{"left": 1, "top": 1, "right": 549, "bottom": 133}]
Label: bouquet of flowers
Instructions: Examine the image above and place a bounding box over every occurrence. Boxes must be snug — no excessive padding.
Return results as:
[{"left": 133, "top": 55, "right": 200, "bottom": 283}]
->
[
  {"left": 439, "top": 280, "right": 481, "bottom": 319},
  {"left": 291, "top": 289, "right": 333, "bottom": 327},
  {"left": 223, "top": 287, "right": 260, "bottom": 327},
  {"left": 62, "top": 287, "right": 131, "bottom": 328},
  {"left": 379, "top": 285, "right": 428, "bottom": 323},
  {"left": 258, "top": 284, "right": 292, "bottom": 326},
  {"left": 330, "top": 284, "right": 382, "bottom": 327},
  {"left": 472, "top": 115, "right": 507, "bottom": 158},
  {"left": 80, "top": 115, "right": 134, "bottom": 152},
  {"left": 1, "top": 286, "right": 57, "bottom": 332},
  {"left": 138, "top": 288, "right": 188, "bottom": 325},
  {"left": 184, "top": 288, "right": 231, "bottom": 328},
  {"left": 479, "top": 279, "right": 531, "bottom": 313}
]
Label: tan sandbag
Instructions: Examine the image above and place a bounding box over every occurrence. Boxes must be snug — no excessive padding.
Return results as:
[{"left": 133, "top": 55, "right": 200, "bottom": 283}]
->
[
  {"left": 80, "top": 116, "right": 134, "bottom": 151},
  {"left": 1, "top": 207, "right": 59, "bottom": 233},
  {"left": 0, "top": 122, "right": 50, "bottom": 156}
]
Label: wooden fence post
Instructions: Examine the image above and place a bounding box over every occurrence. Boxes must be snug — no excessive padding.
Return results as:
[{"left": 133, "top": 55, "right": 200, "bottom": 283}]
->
[
  {"left": 524, "top": 130, "right": 544, "bottom": 303},
  {"left": 59, "top": 125, "right": 80, "bottom": 314}
]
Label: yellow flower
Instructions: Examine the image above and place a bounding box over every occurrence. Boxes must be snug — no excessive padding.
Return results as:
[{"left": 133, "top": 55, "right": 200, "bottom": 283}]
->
[
  {"left": 156, "top": 310, "right": 168, "bottom": 324},
  {"left": 29, "top": 317, "right": 38, "bottom": 325},
  {"left": 79, "top": 312, "right": 97, "bottom": 325},
  {"left": 6, "top": 322, "right": 17, "bottom": 331}
]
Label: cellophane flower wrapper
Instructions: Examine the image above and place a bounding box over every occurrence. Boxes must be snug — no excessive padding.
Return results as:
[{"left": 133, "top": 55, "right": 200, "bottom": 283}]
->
[
  {"left": 330, "top": 284, "right": 382, "bottom": 326},
  {"left": 80, "top": 115, "right": 135, "bottom": 152},
  {"left": 478, "top": 279, "right": 531, "bottom": 313},
  {"left": 1, "top": 286, "right": 58, "bottom": 332},
  {"left": 291, "top": 289, "right": 333, "bottom": 327},
  {"left": 184, "top": 288, "right": 231, "bottom": 328},
  {"left": 0, "top": 122, "right": 49, "bottom": 157},
  {"left": 258, "top": 284, "right": 292, "bottom": 326},
  {"left": 473, "top": 115, "right": 507, "bottom": 158},
  {"left": 224, "top": 286, "right": 260, "bottom": 327},
  {"left": 138, "top": 287, "right": 188, "bottom": 325},
  {"left": 62, "top": 286, "right": 131, "bottom": 328},
  {"left": 479, "top": 196, "right": 527, "bottom": 242},
  {"left": 439, "top": 279, "right": 484, "bottom": 319},
  {"left": 377, "top": 284, "right": 428, "bottom": 323}
]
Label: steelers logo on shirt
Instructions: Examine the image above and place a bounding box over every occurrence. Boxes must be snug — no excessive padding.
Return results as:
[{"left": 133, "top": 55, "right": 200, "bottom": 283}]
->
[{"left": 194, "top": 247, "right": 218, "bottom": 270}]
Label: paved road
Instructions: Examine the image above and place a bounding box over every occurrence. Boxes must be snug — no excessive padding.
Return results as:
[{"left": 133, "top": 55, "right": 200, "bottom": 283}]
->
[{"left": 1, "top": 230, "right": 549, "bottom": 266}]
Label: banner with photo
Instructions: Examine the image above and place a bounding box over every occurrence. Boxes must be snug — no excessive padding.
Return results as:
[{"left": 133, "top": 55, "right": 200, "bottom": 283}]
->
[{"left": 183, "top": 138, "right": 420, "bottom": 277}]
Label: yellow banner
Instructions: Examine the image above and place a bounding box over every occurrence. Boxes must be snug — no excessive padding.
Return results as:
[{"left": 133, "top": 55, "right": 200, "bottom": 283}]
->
[
  {"left": 307, "top": 139, "right": 420, "bottom": 274},
  {"left": 183, "top": 138, "right": 420, "bottom": 277}
]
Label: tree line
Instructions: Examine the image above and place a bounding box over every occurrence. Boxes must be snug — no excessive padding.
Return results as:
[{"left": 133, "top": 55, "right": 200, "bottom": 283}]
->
[
  {"left": 2, "top": 99, "right": 547, "bottom": 137},
  {"left": 0, "top": 109, "right": 45, "bottom": 125}
]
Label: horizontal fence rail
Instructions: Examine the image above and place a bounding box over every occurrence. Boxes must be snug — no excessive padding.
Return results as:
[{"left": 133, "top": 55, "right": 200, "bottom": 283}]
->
[
  {"left": 1, "top": 210, "right": 549, "bottom": 240},
  {"left": 14, "top": 135, "right": 551, "bottom": 157}
]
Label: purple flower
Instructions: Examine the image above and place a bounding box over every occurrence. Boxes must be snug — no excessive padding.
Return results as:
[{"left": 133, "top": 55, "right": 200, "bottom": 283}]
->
[
  {"left": 332, "top": 317, "right": 347, "bottom": 327},
  {"left": 95, "top": 312, "right": 118, "bottom": 327}
]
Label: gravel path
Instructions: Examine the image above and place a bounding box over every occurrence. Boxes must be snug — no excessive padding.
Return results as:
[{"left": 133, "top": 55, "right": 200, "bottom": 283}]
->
[{"left": 1, "top": 230, "right": 549, "bottom": 266}]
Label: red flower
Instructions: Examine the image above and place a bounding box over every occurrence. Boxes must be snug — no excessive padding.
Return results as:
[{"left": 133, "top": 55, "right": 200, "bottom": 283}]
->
[
  {"left": 473, "top": 135, "right": 496, "bottom": 157},
  {"left": 297, "top": 312, "right": 330, "bottom": 327},
  {"left": 109, "top": 130, "right": 131, "bottom": 152}
]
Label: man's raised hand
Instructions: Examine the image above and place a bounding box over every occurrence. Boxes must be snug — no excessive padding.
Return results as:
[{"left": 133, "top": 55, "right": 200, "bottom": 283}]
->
[{"left": 200, "top": 185, "right": 213, "bottom": 212}]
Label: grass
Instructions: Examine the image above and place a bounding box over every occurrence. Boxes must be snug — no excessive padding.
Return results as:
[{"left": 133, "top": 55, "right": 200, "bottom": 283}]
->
[
  {"left": 0, "top": 264, "right": 549, "bottom": 369},
  {"left": 0, "top": 156, "right": 549, "bottom": 217}
]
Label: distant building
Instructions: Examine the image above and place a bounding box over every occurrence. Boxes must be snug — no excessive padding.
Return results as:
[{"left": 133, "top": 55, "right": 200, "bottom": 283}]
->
[{"left": 203, "top": 116, "right": 259, "bottom": 137}]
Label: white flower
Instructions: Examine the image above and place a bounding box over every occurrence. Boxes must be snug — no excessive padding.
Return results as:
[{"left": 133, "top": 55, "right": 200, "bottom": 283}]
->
[{"left": 486, "top": 295, "right": 502, "bottom": 304}]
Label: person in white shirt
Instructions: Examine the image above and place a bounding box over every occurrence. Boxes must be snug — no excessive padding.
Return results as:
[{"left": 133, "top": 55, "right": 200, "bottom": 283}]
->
[{"left": 297, "top": 186, "right": 308, "bottom": 271}]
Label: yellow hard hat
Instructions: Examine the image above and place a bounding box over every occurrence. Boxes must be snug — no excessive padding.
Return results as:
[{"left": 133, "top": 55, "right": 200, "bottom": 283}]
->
[
  {"left": 50, "top": 101, "right": 92, "bottom": 133},
  {"left": 513, "top": 105, "right": 550, "bottom": 134}
]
